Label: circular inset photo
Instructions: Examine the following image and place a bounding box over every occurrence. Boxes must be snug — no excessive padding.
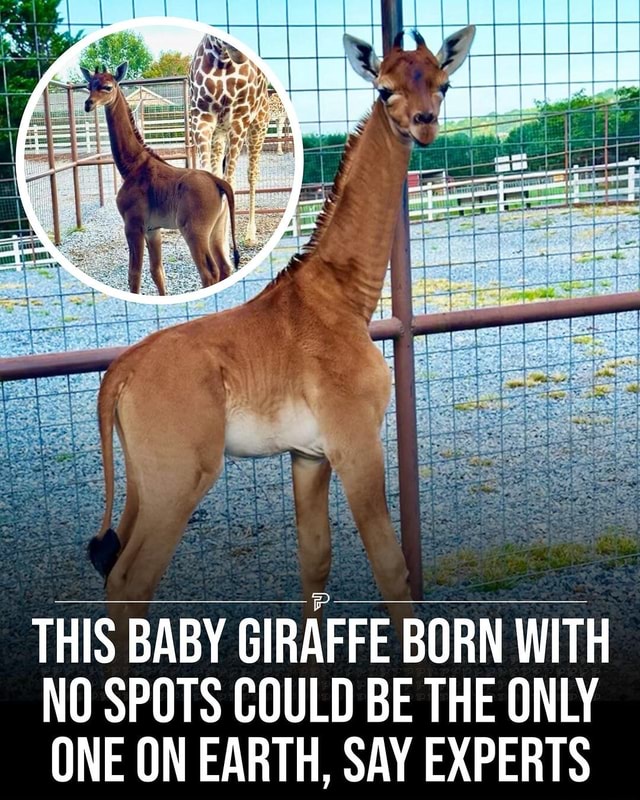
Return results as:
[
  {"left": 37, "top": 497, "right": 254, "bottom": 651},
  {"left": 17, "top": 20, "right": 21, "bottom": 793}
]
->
[{"left": 17, "top": 18, "right": 303, "bottom": 303}]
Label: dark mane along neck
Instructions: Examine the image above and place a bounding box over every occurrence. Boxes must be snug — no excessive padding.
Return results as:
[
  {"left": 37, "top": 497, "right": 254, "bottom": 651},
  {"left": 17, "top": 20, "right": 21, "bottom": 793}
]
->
[
  {"left": 105, "top": 89, "right": 166, "bottom": 178},
  {"left": 261, "top": 99, "right": 412, "bottom": 323},
  {"left": 262, "top": 113, "right": 370, "bottom": 291}
]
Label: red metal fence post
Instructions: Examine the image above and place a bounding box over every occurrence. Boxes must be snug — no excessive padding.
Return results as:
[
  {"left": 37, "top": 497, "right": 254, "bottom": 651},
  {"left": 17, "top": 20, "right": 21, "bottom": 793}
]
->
[
  {"left": 43, "top": 87, "right": 61, "bottom": 245},
  {"left": 67, "top": 85, "right": 82, "bottom": 229},
  {"left": 381, "top": 0, "right": 424, "bottom": 600}
]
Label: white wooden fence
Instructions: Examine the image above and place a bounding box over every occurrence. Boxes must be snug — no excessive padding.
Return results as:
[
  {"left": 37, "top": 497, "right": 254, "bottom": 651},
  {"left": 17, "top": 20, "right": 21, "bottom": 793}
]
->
[
  {"left": 0, "top": 235, "right": 57, "bottom": 272},
  {"left": 4, "top": 159, "right": 637, "bottom": 273},
  {"left": 287, "top": 157, "right": 639, "bottom": 236},
  {"left": 24, "top": 115, "right": 287, "bottom": 154}
]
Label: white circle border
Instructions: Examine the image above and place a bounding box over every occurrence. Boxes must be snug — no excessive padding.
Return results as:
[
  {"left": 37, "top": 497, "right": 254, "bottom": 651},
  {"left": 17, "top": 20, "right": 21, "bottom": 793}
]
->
[{"left": 16, "top": 16, "right": 304, "bottom": 306}]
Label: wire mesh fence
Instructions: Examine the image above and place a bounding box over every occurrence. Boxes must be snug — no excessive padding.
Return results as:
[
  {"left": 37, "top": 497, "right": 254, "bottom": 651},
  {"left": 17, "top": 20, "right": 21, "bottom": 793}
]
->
[{"left": 0, "top": 0, "right": 639, "bottom": 649}]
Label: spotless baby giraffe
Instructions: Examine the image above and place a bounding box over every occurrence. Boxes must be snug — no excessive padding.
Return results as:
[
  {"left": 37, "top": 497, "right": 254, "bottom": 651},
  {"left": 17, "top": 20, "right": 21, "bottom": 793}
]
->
[
  {"left": 82, "top": 63, "right": 239, "bottom": 294},
  {"left": 89, "top": 28, "right": 475, "bottom": 656}
]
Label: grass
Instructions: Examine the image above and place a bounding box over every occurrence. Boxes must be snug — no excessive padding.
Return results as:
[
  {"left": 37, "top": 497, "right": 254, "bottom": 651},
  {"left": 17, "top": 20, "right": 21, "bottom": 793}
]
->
[
  {"left": 405, "top": 278, "right": 565, "bottom": 314},
  {"left": 470, "top": 483, "right": 498, "bottom": 494},
  {"left": 594, "top": 366, "right": 616, "bottom": 378},
  {"left": 468, "top": 456, "right": 494, "bottom": 467},
  {"left": 503, "top": 287, "right": 556, "bottom": 303},
  {"left": 454, "top": 395, "right": 506, "bottom": 412},
  {"left": 439, "top": 449, "right": 462, "bottom": 459},
  {"left": 425, "top": 531, "right": 639, "bottom": 591},
  {"left": 603, "top": 357, "right": 637, "bottom": 369},
  {"left": 542, "top": 390, "right": 567, "bottom": 400},
  {"left": 559, "top": 280, "right": 591, "bottom": 293},
  {"left": 572, "top": 414, "right": 612, "bottom": 426},
  {"left": 54, "top": 453, "right": 73, "bottom": 463},
  {"left": 625, "top": 383, "right": 640, "bottom": 394},
  {"left": 585, "top": 384, "right": 613, "bottom": 398},
  {"left": 610, "top": 250, "right": 626, "bottom": 259},
  {"left": 505, "top": 371, "right": 565, "bottom": 390},
  {"left": 0, "top": 298, "right": 44, "bottom": 312},
  {"left": 574, "top": 253, "right": 605, "bottom": 263},
  {"left": 572, "top": 334, "right": 599, "bottom": 346}
]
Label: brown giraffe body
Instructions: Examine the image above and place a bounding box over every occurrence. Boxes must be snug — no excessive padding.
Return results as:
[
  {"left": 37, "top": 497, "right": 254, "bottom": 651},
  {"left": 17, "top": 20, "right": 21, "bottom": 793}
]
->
[
  {"left": 82, "top": 63, "right": 239, "bottom": 294},
  {"left": 189, "top": 35, "right": 270, "bottom": 245},
  {"left": 88, "top": 28, "right": 476, "bottom": 663}
]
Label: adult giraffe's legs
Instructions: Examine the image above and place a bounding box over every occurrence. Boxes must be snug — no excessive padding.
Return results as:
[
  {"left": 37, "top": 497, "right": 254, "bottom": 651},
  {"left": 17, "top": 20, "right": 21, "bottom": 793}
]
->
[
  {"left": 246, "top": 118, "right": 269, "bottom": 245},
  {"left": 192, "top": 114, "right": 215, "bottom": 172}
]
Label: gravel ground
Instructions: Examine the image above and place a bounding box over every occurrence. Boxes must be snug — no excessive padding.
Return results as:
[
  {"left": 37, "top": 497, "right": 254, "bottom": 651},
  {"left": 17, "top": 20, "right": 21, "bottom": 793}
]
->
[{"left": 1, "top": 206, "right": 638, "bottom": 700}]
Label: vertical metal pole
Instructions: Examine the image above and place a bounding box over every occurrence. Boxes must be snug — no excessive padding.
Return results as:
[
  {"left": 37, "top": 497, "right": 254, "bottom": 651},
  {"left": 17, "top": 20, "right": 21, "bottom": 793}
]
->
[
  {"left": 67, "top": 86, "right": 82, "bottom": 229},
  {"left": 381, "top": 0, "right": 423, "bottom": 600},
  {"left": 183, "top": 78, "right": 193, "bottom": 168},
  {"left": 603, "top": 103, "right": 609, "bottom": 205},
  {"left": 94, "top": 107, "right": 105, "bottom": 207},
  {"left": 564, "top": 112, "right": 569, "bottom": 207},
  {"left": 43, "top": 87, "right": 61, "bottom": 246}
]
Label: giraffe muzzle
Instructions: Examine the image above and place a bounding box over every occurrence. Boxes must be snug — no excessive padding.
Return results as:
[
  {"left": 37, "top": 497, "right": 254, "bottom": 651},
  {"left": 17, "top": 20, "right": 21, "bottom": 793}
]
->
[{"left": 413, "top": 111, "right": 436, "bottom": 125}]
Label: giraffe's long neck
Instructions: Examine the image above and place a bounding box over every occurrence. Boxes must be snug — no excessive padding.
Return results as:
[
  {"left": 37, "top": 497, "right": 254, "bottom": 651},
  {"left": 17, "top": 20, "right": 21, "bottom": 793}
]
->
[
  {"left": 104, "top": 89, "right": 149, "bottom": 179},
  {"left": 297, "top": 100, "right": 413, "bottom": 323}
]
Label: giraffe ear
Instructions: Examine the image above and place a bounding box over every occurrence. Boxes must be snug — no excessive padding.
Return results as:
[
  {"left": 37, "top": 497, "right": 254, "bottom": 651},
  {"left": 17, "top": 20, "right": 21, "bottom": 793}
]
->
[
  {"left": 80, "top": 67, "right": 92, "bottom": 83},
  {"left": 435, "top": 25, "right": 475, "bottom": 76},
  {"left": 343, "top": 34, "right": 381, "bottom": 83},
  {"left": 114, "top": 62, "right": 128, "bottom": 83}
]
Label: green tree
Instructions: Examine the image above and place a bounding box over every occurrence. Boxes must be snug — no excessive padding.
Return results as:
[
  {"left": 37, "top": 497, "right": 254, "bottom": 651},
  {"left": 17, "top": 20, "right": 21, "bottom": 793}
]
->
[
  {"left": 77, "top": 31, "right": 153, "bottom": 80},
  {"left": 0, "top": 0, "right": 81, "bottom": 231},
  {"left": 143, "top": 51, "right": 191, "bottom": 78}
]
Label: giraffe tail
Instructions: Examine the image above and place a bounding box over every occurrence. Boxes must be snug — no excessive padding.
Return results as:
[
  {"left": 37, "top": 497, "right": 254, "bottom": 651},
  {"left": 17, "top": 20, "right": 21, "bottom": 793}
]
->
[
  {"left": 87, "top": 365, "right": 128, "bottom": 578},
  {"left": 215, "top": 177, "right": 241, "bottom": 270}
]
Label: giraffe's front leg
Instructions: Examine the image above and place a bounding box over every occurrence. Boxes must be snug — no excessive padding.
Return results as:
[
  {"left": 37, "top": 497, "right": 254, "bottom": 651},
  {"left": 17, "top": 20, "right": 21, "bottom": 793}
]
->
[{"left": 124, "top": 217, "right": 145, "bottom": 294}]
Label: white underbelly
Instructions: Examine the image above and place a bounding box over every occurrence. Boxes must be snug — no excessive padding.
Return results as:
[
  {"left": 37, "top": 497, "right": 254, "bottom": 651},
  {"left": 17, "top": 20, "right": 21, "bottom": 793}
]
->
[
  {"left": 224, "top": 404, "right": 325, "bottom": 459},
  {"left": 147, "top": 211, "right": 176, "bottom": 230}
]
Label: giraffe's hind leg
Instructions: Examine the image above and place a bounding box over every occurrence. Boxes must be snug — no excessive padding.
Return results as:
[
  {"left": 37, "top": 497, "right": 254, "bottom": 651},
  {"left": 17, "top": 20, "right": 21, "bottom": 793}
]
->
[
  {"left": 245, "top": 117, "right": 269, "bottom": 245},
  {"left": 181, "top": 223, "right": 220, "bottom": 286},
  {"left": 104, "top": 367, "right": 226, "bottom": 664},
  {"left": 145, "top": 229, "right": 166, "bottom": 295}
]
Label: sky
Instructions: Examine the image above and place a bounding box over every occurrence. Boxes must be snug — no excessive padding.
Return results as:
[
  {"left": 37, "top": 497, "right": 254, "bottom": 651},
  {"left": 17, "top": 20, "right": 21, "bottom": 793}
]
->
[{"left": 55, "top": 0, "right": 640, "bottom": 133}]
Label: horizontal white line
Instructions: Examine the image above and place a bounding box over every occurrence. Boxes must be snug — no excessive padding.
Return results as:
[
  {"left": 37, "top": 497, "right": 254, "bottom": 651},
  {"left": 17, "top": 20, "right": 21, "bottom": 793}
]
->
[
  {"left": 55, "top": 600, "right": 307, "bottom": 605},
  {"left": 335, "top": 600, "right": 588, "bottom": 605},
  {"left": 55, "top": 599, "right": 587, "bottom": 605}
]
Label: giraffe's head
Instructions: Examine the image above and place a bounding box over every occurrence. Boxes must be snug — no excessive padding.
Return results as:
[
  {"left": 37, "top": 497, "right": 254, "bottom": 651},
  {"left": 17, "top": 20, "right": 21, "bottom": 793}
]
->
[
  {"left": 344, "top": 26, "right": 475, "bottom": 147},
  {"left": 81, "top": 62, "right": 128, "bottom": 112}
]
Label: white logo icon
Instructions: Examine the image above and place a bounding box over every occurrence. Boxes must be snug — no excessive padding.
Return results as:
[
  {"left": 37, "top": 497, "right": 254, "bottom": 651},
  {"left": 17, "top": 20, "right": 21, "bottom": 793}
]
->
[{"left": 312, "top": 592, "right": 330, "bottom": 612}]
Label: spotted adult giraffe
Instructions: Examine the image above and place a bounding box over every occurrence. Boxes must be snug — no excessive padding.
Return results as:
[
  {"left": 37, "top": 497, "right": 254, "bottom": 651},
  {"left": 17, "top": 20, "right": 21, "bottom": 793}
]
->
[
  {"left": 189, "top": 35, "right": 270, "bottom": 245},
  {"left": 89, "top": 27, "right": 475, "bottom": 662}
]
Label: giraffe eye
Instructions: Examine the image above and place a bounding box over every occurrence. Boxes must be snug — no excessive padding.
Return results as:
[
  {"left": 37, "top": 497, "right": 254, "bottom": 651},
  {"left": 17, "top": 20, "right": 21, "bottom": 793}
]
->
[
  {"left": 378, "top": 87, "right": 393, "bottom": 102},
  {"left": 439, "top": 82, "right": 450, "bottom": 97}
]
